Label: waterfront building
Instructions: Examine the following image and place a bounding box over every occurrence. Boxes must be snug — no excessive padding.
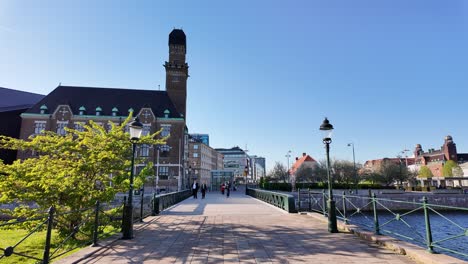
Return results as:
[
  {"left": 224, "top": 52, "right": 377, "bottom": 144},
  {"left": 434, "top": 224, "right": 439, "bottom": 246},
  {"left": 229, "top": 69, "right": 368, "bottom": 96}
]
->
[
  {"left": 215, "top": 146, "right": 250, "bottom": 181},
  {"left": 0, "top": 87, "right": 44, "bottom": 164},
  {"left": 187, "top": 138, "right": 223, "bottom": 188},
  {"left": 189, "top": 133, "right": 209, "bottom": 146},
  {"left": 17, "top": 29, "right": 190, "bottom": 192},
  {"left": 250, "top": 155, "right": 266, "bottom": 182}
]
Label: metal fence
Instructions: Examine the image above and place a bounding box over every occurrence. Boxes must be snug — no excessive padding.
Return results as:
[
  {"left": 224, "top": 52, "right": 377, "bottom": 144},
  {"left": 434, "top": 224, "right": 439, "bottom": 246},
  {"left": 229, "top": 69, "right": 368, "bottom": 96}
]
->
[
  {"left": 246, "top": 188, "right": 296, "bottom": 213},
  {"left": 296, "top": 188, "right": 468, "bottom": 260},
  {"left": 0, "top": 190, "right": 191, "bottom": 263}
]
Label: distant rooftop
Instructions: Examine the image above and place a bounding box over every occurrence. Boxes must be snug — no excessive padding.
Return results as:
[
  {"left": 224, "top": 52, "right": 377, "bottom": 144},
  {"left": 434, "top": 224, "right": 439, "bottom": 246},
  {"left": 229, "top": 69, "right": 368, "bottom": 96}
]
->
[{"left": 0, "top": 87, "right": 44, "bottom": 112}]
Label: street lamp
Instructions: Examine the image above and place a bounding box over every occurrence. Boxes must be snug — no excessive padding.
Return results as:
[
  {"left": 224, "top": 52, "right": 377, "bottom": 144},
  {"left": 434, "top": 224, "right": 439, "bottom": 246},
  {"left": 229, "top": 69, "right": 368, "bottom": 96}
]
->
[
  {"left": 122, "top": 117, "right": 143, "bottom": 239},
  {"left": 320, "top": 117, "right": 338, "bottom": 233},
  {"left": 347, "top": 143, "right": 358, "bottom": 194},
  {"left": 285, "top": 150, "right": 292, "bottom": 188}
]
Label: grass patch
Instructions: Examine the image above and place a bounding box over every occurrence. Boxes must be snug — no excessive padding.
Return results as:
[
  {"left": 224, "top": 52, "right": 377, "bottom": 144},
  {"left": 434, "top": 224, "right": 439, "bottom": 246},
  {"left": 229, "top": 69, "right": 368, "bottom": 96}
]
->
[{"left": 0, "top": 226, "right": 120, "bottom": 264}]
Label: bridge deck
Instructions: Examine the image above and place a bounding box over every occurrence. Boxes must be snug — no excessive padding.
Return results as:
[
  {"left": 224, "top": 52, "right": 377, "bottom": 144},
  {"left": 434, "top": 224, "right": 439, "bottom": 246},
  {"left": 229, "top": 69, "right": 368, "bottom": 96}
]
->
[{"left": 60, "top": 189, "right": 415, "bottom": 264}]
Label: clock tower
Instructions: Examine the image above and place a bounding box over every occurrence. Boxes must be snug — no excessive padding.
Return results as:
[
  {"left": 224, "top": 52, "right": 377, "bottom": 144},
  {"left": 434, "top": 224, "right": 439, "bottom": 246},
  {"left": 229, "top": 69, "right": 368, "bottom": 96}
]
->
[{"left": 165, "top": 29, "right": 188, "bottom": 119}]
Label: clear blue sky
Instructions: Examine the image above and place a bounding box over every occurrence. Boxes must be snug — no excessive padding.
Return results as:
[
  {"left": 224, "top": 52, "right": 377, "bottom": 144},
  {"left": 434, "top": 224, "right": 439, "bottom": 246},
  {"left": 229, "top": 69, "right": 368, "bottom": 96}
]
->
[{"left": 1, "top": 1, "right": 467, "bottom": 171}]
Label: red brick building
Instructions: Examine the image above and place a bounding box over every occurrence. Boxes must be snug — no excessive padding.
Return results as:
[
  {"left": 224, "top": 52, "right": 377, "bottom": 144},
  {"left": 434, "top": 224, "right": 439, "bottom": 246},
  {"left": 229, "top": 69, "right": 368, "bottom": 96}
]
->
[{"left": 17, "top": 29, "right": 190, "bottom": 192}]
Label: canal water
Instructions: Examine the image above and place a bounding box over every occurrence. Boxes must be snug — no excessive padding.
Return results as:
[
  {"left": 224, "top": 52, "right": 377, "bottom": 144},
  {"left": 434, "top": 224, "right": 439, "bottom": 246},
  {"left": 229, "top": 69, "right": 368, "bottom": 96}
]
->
[{"left": 347, "top": 211, "right": 468, "bottom": 261}]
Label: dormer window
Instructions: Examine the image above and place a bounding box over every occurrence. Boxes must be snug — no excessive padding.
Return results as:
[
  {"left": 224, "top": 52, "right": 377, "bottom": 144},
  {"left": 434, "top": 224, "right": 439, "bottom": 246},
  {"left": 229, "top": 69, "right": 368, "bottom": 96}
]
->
[
  {"left": 164, "top": 109, "right": 170, "bottom": 118},
  {"left": 112, "top": 107, "right": 118, "bottom": 117},
  {"left": 79, "top": 106, "right": 86, "bottom": 116},
  {"left": 96, "top": 106, "right": 102, "bottom": 116},
  {"left": 40, "top": 105, "right": 48, "bottom": 114}
]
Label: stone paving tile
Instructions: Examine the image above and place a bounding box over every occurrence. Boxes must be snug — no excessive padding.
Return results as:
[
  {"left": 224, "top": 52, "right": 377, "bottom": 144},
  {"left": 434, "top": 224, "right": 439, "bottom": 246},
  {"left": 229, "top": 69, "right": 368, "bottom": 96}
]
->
[{"left": 58, "top": 189, "right": 417, "bottom": 264}]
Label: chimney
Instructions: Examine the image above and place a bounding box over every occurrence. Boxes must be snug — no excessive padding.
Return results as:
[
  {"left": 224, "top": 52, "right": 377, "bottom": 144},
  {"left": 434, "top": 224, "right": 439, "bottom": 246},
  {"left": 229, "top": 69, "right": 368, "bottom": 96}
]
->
[
  {"left": 302, "top": 153, "right": 306, "bottom": 157},
  {"left": 295, "top": 157, "right": 299, "bottom": 161}
]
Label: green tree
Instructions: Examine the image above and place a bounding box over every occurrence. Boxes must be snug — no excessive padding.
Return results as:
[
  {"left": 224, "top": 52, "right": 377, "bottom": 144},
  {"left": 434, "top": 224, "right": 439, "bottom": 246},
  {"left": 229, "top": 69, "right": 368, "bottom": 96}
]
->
[
  {"left": 419, "top": 166, "right": 433, "bottom": 178},
  {"left": 443, "top": 160, "right": 458, "bottom": 177},
  {"left": 0, "top": 115, "right": 165, "bottom": 233},
  {"left": 452, "top": 165, "right": 464, "bottom": 177}
]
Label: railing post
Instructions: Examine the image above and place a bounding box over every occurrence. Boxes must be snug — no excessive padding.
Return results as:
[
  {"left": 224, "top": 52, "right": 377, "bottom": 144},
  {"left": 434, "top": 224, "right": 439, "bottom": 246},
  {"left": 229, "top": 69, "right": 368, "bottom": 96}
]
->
[
  {"left": 92, "top": 201, "right": 100, "bottom": 247},
  {"left": 308, "top": 188, "right": 312, "bottom": 211},
  {"left": 423, "top": 196, "right": 434, "bottom": 253},
  {"left": 151, "top": 193, "right": 157, "bottom": 216},
  {"left": 140, "top": 188, "right": 144, "bottom": 222},
  {"left": 42, "top": 206, "right": 55, "bottom": 264},
  {"left": 322, "top": 189, "right": 326, "bottom": 216},
  {"left": 155, "top": 195, "right": 160, "bottom": 215},
  {"left": 372, "top": 193, "right": 380, "bottom": 235},
  {"left": 297, "top": 188, "right": 301, "bottom": 211},
  {"left": 342, "top": 191, "right": 348, "bottom": 224}
]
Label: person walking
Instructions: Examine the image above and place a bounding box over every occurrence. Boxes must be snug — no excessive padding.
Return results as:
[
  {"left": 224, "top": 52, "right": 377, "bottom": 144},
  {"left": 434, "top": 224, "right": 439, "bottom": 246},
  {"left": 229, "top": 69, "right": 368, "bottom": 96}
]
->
[
  {"left": 192, "top": 180, "right": 199, "bottom": 199},
  {"left": 201, "top": 182, "right": 207, "bottom": 199},
  {"left": 226, "top": 181, "right": 231, "bottom": 198},
  {"left": 221, "top": 183, "right": 225, "bottom": 195}
]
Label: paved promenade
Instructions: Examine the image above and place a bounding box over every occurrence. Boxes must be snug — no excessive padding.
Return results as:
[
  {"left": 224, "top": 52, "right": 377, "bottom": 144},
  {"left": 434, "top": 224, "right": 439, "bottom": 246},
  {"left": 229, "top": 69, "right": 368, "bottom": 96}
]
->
[{"left": 61, "top": 189, "right": 416, "bottom": 264}]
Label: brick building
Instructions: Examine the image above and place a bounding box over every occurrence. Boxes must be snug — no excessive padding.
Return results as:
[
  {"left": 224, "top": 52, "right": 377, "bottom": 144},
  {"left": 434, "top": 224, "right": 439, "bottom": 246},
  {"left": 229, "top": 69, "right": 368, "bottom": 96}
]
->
[
  {"left": 17, "top": 29, "right": 190, "bottom": 192},
  {"left": 413, "top": 135, "right": 468, "bottom": 177}
]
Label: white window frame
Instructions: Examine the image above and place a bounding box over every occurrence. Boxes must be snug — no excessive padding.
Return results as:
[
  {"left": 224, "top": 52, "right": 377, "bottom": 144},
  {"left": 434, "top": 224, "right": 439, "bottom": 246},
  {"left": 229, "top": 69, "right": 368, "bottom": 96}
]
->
[
  {"left": 34, "top": 121, "right": 46, "bottom": 135},
  {"left": 56, "top": 121, "right": 68, "bottom": 136}
]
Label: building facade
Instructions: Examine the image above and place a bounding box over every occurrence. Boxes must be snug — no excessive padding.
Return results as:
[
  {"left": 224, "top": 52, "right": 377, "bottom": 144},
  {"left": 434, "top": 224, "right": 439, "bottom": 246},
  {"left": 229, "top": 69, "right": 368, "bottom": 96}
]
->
[
  {"left": 215, "top": 147, "right": 250, "bottom": 181},
  {"left": 17, "top": 29, "right": 190, "bottom": 192},
  {"left": 189, "top": 133, "right": 209, "bottom": 146},
  {"left": 187, "top": 140, "right": 223, "bottom": 188}
]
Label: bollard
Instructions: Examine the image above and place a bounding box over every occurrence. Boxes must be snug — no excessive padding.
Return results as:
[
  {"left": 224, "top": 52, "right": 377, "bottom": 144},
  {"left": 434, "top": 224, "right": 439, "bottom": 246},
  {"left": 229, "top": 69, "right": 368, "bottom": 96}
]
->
[
  {"left": 342, "top": 191, "right": 348, "bottom": 224},
  {"left": 372, "top": 193, "right": 380, "bottom": 235},
  {"left": 92, "top": 201, "right": 100, "bottom": 247},
  {"left": 423, "top": 197, "right": 434, "bottom": 253},
  {"left": 322, "top": 189, "right": 327, "bottom": 216},
  {"left": 140, "top": 188, "right": 144, "bottom": 222},
  {"left": 308, "top": 188, "right": 312, "bottom": 211},
  {"left": 42, "top": 206, "right": 55, "bottom": 264}
]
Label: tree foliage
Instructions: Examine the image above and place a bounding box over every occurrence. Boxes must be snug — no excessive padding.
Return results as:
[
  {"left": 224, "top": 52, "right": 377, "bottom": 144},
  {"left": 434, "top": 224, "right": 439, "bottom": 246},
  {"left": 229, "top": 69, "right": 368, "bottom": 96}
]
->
[
  {"left": 0, "top": 115, "right": 165, "bottom": 233},
  {"left": 267, "top": 162, "right": 289, "bottom": 183},
  {"left": 418, "top": 165, "right": 433, "bottom": 178},
  {"left": 442, "top": 160, "right": 459, "bottom": 177},
  {"left": 294, "top": 164, "right": 314, "bottom": 182}
]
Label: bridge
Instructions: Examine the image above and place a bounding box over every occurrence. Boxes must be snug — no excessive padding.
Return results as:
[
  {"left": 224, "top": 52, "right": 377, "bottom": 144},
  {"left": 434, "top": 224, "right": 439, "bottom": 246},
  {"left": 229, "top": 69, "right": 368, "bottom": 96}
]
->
[{"left": 56, "top": 188, "right": 419, "bottom": 264}]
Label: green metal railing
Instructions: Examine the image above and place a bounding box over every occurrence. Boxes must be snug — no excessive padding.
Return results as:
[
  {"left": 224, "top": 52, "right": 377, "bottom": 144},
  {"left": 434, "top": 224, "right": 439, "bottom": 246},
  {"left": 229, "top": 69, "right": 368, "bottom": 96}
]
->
[
  {"left": 0, "top": 200, "right": 124, "bottom": 264},
  {"left": 246, "top": 187, "right": 296, "bottom": 213},
  {"left": 151, "top": 189, "right": 192, "bottom": 215},
  {"left": 296, "top": 189, "right": 468, "bottom": 260}
]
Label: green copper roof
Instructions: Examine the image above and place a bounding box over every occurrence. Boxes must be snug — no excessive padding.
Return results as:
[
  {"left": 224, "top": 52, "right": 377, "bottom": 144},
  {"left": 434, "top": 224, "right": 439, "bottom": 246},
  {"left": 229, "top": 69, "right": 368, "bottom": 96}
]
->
[
  {"left": 112, "top": 107, "right": 118, "bottom": 112},
  {"left": 79, "top": 106, "right": 86, "bottom": 111},
  {"left": 128, "top": 108, "right": 134, "bottom": 112},
  {"left": 96, "top": 106, "right": 102, "bottom": 111},
  {"left": 164, "top": 109, "right": 170, "bottom": 114},
  {"left": 40, "top": 105, "right": 48, "bottom": 110}
]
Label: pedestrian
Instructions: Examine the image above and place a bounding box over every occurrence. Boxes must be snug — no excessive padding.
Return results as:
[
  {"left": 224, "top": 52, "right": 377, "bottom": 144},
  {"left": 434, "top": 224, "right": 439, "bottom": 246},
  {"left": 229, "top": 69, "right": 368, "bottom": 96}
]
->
[
  {"left": 201, "top": 181, "right": 207, "bottom": 199},
  {"left": 221, "top": 183, "right": 225, "bottom": 195},
  {"left": 192, "top": 180, "right": 199, "bottom": 199},
  {"left": 226, "top": 181, "right": 231, "bottom": 198}
]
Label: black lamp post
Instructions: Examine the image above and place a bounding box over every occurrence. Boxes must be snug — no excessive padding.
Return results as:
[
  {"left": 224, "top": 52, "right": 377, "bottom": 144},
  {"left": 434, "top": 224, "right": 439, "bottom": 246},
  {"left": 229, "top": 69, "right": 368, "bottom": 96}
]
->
[
  {"left": 320, "top": 117, "right": 338, "bottom": 233},
  {"left": 122, "top": 117, "right": 143, "bottom": 239}
]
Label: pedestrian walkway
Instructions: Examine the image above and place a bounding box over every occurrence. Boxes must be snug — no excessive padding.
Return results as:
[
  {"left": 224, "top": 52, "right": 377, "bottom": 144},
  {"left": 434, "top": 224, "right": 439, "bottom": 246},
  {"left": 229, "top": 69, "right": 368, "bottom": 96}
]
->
[{"left": 59, "top": 188, "right": 416, "bottom": 264}]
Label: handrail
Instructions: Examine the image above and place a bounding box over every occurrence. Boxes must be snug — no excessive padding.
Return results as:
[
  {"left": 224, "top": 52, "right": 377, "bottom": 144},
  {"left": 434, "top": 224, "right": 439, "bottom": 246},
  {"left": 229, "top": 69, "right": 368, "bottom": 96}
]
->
[
  {"left": 295, "top": 188, "right": 468, "bottom": 260},
  {"left": 246, "top": 187, "right": 296, "bottom": 213}
]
